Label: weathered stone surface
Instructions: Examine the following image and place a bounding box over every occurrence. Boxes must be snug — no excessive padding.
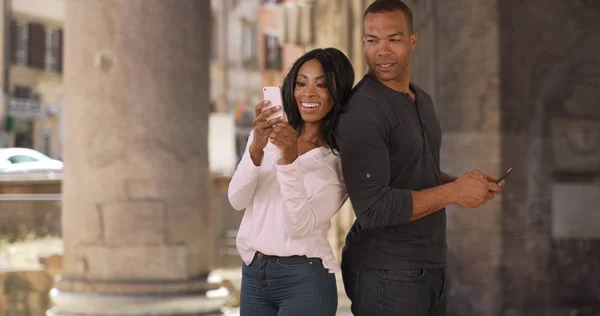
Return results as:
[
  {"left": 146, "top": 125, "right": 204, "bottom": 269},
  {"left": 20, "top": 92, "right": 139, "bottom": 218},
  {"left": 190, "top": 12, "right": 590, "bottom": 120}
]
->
[
  {"left": 409, "top": 0, "right": 600, "bottom": 314},
  {"left": 61, "top": 0, "right": 211, "bottom": 286},
  {"left": 550, "top": 240, "right": 600, "bottom": 307},
  {"left": 99, "top": 201, "right": 167, "bottom": 245},
  {"left": 74, "top": 245, "right": 188, "bottom": 280},
  {"left": 435, "top": 0, "right": 501, "bottom": 133},
  {"left": 551, "top": 182, "right": 600, "bottom": 239},
  {"left": 419, "top": 0, "right": 503, "bottom": 314},
  {"left": 50, "top": 0, "right": 228, "bottom": 314},
  {"left": 407, "top": 0, "right": 437, "bottom": 104},
  {"left": 550, "top": 119, "right": 600, "bottom": 173},
  {"left": 447, "top": 230, "right": 502, "bottom": 316},
  {"left": 499, "top": 0, "right": 600, "bottom": 315},
  {"left": 504, "top": 307, "right": 600, "bottom": 316}
]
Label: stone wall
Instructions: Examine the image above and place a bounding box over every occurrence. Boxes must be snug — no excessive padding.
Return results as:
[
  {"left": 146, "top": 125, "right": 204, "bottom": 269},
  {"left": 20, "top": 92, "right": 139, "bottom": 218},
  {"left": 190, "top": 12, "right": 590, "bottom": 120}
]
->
[
  {"left": 409, "top": 0, "right": 600, "bottom": 315},
  {"left": 499, "top": 1, "right": 600, "bottom": 315},
  {"left": 408, "top": 0, "right": 504, "bottom": 314}
]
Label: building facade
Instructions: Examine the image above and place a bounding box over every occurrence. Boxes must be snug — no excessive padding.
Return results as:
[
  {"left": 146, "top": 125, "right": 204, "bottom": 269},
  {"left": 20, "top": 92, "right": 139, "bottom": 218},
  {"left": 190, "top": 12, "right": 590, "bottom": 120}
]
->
[
  {"left": 210, "top": 0, "right": 263, "bottom": 164},
  {"left": 210, "top": 0, "right": 265, "bottom": 266},
  {"left": 1, "top": 0, "right": 64, "bottom": 159}
]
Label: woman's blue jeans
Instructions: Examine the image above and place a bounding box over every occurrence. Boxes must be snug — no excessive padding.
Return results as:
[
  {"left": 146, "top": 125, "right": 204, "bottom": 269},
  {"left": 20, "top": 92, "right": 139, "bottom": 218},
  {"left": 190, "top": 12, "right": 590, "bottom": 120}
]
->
[{"left": 240, "top": 252, "right": 338, "bottom": 316}]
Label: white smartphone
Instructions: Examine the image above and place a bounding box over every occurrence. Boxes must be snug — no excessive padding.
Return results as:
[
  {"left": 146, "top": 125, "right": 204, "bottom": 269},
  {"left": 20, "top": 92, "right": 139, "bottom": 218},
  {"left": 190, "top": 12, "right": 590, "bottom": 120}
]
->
[{"left": 262, "top": 86, "right": 285, "bottom": 121}]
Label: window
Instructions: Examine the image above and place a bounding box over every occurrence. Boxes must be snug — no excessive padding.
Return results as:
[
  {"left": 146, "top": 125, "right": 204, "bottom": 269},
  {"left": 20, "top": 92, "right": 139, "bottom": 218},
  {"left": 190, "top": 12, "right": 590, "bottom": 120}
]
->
[
  {"left": 45, "top": 28, "right": 61, "bottom": 73},
  {"left": 13, "top": 86, "right": 32, "bottom": 98},
  {"left": 11, "top": 21, "right": 62, "bottom": 72},
  {"left": 14, "top": 22, "right": 28, "bottom": 65},
  {"left": 9, "top": 86, "right": 41, "bottom": 120},
  {"left": 8, "top": 155, "right": 38, "bottom": 164},
  {"left": 27, "top": 22, "right": 45, "bottom": 70},
  {"left": 264, "top": 34, "right": 281, "bottom": 70},
  {"left": 242, "top": 20, "right": 257, "bottom": 67}
]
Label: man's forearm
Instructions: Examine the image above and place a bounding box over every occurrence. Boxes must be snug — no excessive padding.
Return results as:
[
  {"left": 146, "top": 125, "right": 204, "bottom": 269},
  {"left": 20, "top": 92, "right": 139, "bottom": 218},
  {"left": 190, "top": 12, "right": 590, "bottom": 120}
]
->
[
  {"left": 410, "top": 183, "right": 457, "bottom": 221},
  {"left": 441, "top": 171, "right": 457, "bottom": 184}
]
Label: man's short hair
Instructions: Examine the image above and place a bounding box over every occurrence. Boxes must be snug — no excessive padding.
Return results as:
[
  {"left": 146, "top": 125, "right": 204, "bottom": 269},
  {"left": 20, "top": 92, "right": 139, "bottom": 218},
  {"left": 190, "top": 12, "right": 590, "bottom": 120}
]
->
[{"left": 364, "top": 0, "right": 414, "bottom": 32}]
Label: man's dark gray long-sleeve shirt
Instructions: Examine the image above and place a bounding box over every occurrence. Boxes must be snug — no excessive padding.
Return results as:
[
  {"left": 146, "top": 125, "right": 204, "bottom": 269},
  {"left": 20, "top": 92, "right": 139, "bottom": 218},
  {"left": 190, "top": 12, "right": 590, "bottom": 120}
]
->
[{"left": 337, "top": 74, "right": 446, "bottom": 269}]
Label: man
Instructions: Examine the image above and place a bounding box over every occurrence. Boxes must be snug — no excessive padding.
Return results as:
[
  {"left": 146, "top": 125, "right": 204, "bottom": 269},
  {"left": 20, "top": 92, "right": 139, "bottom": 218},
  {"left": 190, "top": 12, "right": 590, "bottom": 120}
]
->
[{"left": 336, "top": 1, "right": 503, "bottom": 315}]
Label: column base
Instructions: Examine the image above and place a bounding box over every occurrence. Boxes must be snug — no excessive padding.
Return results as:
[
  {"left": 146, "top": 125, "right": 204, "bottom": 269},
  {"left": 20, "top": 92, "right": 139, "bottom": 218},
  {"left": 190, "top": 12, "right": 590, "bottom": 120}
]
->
[{"left": 46, "top": 287, "right": 230, "bottom": 316}]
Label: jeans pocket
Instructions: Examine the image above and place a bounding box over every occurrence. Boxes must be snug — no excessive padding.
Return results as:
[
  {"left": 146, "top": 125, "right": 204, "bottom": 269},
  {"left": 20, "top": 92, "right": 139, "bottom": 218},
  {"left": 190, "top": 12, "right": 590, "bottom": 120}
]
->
[{"left": 384, "top": 268, "right": 426, "bottom": 281}]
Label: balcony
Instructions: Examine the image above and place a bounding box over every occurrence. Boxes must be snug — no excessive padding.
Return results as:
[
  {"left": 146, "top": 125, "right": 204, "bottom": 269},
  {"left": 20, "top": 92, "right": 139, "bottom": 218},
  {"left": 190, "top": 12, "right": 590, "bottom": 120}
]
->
[{"left": 7, "top": 98, "right": 42, "bottom": 118}]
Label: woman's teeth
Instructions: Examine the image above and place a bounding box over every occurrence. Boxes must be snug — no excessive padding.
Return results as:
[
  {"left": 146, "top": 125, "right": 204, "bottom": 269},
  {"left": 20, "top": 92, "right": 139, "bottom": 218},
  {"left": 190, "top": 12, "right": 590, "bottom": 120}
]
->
[{"left": 302, "top": 102, "right": 319, "bottom": 108}]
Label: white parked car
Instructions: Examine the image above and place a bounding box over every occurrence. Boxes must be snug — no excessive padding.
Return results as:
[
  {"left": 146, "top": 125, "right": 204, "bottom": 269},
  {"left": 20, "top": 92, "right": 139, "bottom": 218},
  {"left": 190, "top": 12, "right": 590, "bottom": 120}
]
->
[{"left": 0, "top": 148, "right": 63, "bottom": 174}]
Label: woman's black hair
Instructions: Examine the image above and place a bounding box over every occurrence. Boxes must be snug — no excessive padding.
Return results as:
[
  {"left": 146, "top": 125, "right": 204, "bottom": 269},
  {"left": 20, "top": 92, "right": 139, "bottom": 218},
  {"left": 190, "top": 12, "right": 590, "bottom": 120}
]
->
[{"left": 281, "top": 47, "right": 355, "bottom": 154}]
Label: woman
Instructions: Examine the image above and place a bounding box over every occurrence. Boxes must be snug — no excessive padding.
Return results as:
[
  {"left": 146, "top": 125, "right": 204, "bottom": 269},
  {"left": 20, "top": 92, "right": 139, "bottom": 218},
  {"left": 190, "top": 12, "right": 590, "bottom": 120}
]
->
[{"left": 227, "top": 47, "right": 355, "bottom": 316}]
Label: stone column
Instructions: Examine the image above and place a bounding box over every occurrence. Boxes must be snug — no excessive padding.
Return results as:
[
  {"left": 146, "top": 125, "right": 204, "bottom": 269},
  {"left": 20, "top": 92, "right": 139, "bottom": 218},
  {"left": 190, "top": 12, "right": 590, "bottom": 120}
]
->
[
  {"left": 437, "top": 0, "right": 504, "bottom": 314},
  {"left": 48, "top": 1, "right": 228, "bottom": 315},
  {"left": 409, "top": 0, "right": 504, "bottom": 315}
]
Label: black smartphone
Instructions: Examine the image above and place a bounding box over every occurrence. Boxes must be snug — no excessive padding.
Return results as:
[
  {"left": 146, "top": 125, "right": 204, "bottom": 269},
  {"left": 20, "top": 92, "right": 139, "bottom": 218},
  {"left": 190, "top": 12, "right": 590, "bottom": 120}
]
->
[{"left": 495, "top": 168, "right": 513, "bottom": 183}]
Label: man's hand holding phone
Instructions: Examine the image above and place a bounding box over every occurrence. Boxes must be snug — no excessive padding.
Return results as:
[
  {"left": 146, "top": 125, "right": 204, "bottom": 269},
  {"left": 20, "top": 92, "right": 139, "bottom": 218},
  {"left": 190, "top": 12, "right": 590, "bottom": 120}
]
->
[
  {"left": 450, "top": 170, "right": 501, "bottom": 208},
  {"left": 249, "top": 100, "right": 285, "bottom": 166},
  {"left": 449, "top": 168, "right": 512, "bottom": 208}
]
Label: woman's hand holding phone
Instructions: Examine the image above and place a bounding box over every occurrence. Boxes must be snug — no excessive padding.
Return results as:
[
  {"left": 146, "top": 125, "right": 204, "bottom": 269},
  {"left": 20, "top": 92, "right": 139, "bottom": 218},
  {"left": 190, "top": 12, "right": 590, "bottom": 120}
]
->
[
  {"left": 270, "top": 122, "right": 298, "bottom": 165},
  {"left": 249, "top": 101, "right": 285, "bottom": 166}
]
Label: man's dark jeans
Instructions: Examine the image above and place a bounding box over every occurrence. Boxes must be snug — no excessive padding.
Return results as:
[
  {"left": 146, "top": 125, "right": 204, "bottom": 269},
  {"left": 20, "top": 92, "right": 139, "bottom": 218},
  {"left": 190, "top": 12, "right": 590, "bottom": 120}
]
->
[{"left": 342, "top": 267, "right": 446, "bottom": 316}]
